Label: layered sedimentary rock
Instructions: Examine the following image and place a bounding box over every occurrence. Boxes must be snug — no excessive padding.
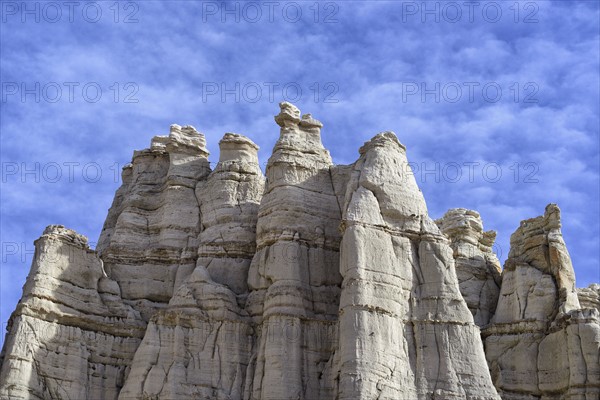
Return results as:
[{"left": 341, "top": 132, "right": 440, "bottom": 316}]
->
[
  {"left": 336, "top": 133, "right": 500, "bottom": 399},
  {"left": 246, "top": 103, "right": 344, "bottom": 399},
  {"left": 97, "top": 125, "right": 211, "bottom": 320},
  {"left": 578, "top": 284, "right": 600, "bottom": 313},
  {"left": 1, "top": 103, "right": 598, "bottom": 400},
  {"left": 483, "top": 204, "right": 600, "bottom": 399},
  {"left": 119, "top": 133, "right": 265, "bottom": 399},
  {"left": 436, "top": 209, "right": 502, "bottom": 327},
  {"left": 0, "top": 226, "right": 146, "bottom": 399}
]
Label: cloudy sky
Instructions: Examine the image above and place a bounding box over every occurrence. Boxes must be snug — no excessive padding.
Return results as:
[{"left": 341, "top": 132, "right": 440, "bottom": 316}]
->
[{"left": 1, "top": 0, "right": 598, "bottom": 345}]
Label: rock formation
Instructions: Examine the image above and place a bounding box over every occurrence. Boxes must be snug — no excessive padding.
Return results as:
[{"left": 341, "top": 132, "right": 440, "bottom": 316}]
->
[
  {"left": 0, "top": 226, "right": 146, "bottom": 399},
  {"left": 579, "top": 284, "right": 600, "bottom": 313},
  {"left": 483, "top": 204, "right": 599, "bottom": 399},
  {"left": 0, "top": 103, "right": 597, "bottom": 400},
  {"left": 436, "top": 209, "right": 502, "bottom": 327},
  {"left": 97, "top": 124, "right": 211, "bottom": 320},
  {"left": 336, "top": 132, "right": 499, "bottom": 399}
]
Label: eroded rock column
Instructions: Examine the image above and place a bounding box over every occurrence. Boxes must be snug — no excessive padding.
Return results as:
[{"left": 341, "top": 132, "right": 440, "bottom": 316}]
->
[
  {"left": 118, "top": 133, "right": 265, "bottom": 400},
  {"left": 337, "top": 132, "right": 500, "bottom": 400},
  {"left": 247, "top": 103, "right": 343, "bottom": 400},
  {"left": 98, "top": 125, "right": 211, "bottom": 320},
  {"left": 436, "top": 209, "right": 502, "bottom": 327},
  {"left": 483, "top": 204, "right": 600, "bottom": 399}
]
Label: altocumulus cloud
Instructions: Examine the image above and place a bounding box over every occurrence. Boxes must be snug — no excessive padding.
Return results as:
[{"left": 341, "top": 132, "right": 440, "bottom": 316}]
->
[{"left": 0, "top": 0, "right": 598, "bottom": 346}]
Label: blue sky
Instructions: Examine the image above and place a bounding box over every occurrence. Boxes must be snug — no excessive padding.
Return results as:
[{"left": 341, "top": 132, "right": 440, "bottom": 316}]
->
[{"left": 1, "top": 0, "right": 598, "bottom": 346}]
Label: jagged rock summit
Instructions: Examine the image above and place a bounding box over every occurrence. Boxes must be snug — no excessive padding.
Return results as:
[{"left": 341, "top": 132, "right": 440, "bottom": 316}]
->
[{"left": 1, "top": 103, "right": 598, "bottom": 400}]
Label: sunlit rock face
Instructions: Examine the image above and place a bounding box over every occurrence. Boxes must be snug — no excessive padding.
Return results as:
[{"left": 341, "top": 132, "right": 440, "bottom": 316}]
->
[
  {"left": 578, "top": 284, "right": 600, "bottom": 313},
  {"left": 336, "top": 132, "right": 500, "bottom": 400},
  {"left": 0, "top": 226, "right": 146, "bottom": 400},
  {"left": 483, "top": 205, "right": 599, "bottom": 400},
  {"left": 0, "top": 103, "right": 597, "bottom": 400},
  {"left": 97, "top": 124, "right": 211, "bottom": 320}
]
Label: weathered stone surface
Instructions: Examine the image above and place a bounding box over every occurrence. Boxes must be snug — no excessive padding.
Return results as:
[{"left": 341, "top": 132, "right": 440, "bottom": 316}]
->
[
  {"left": 436, "top": 209, "right": 502, "bottom": 327},
  {"left": 246, "top": 103, "right": 343, "bottom": 400},
  {"left": 0, "top": 226, "right": 145, "bottom": 400},
  {"left": 336, "top": 132, "right": 500, "bottom": 399},
  {"left": 97, "top": 125, "right": 211, "bottom": 320},
  {"left": 1, "top": 104, "right": 598, "bottom": 400},
  {"left": 483, "top": 204, "right": 600, "bottom": 399},
  {"left": 119, "top": 133, "right": 265, "bottom": 400},
  {"left": 578, "top": 284, "right": 600, "bottom": 313}
]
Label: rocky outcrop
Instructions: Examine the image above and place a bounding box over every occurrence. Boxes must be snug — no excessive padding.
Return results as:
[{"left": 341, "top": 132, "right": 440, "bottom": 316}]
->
[
  {"left": 1, "top": 104, "right": 598, "bottom": 400},
  {"left": 246, "top": 103, "right": 343, "bottom": 400},
  {"left": 578, "top": 284, "right": 600, "bottom": 313},
  {"left": 118, "top": 133, "right": 265, "bottom": 399},
  {"left": 436, "top": 209, "right": 502, "bottom": 327},
  {"left": 97, "top": 125, "right": 211, "bottom": 320},
  {"left": 0, "top": 226, "right": 146, "bottom": 400},
  {"left": 336, "top": 133, "right": 500, "bottom": 399},
  {"left": 483, "top": 204, "right": 600, "bottom": 399}
]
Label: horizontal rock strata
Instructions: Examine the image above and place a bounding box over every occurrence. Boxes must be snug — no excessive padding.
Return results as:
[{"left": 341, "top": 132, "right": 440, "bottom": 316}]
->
[
  {"left": 337, "top": 133, "right": 500, "bottom": 399},
  {"left": 0, "top": 103, "right": 597, "bottom": 400},
  {"left": 483, "top": 204, "right": 600, "bottom": 399},
  {"left": 0, "top": 226, "right": 145, "bottom": 400},
  {"left": 436, "top": 209, "right": 502, "bottom": 327}
]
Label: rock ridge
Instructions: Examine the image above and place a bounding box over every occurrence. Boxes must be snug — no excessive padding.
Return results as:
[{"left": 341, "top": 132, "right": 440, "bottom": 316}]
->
[{"left": 0, "top": 104, "right": 597, "bottom": 400}]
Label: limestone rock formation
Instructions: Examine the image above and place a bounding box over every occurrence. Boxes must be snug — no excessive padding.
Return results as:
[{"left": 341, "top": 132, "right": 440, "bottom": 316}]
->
[
  {"left": 245, "top": 103, "right": 344, "bottom": 400},
  {"left": 119, "top": 133, "right": 265, "bottom": 399},
  {"left": 0, "top": 225, "right": 145, "bottom": 399},
  {"left": 483, "top": 204, "right": 600, "bottom": 399},
  {"left": 579, "top": 284, "right": 600, "bottom": 313},
  {"left": 436, "top": 209, "right": 502, "bottom": 327},
  {"left": 97, "top": 124, "right": 211, "bottom": 320},
  {"left": 0, "top": 103, "right": 598, "bottom": 400},
  {"left": 336, "top": 132, "right": 500, "bottom": 399}
]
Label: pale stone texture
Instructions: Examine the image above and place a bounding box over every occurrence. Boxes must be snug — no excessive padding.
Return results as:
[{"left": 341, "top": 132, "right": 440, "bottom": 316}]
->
[
  {"left": 118, "top": 133, "right": 265, "bottom": 400},
  {"left": 483, "top": 204, "right": 600, "bottom": 399},
  {"left": 336, "top": 133, "right": 500, "bottom": 399},
  {"left": 97, "top": 125, "right": 211, "bottom": 320},
  {"left": 436, "top": 209, "right": 502, "bottom": 327},
  {"left": 245, "top": 103, "right": 343, "bottom": 400},
  {"left": 578, "top": 284, "right": 600, "bottom": 313},
  {"left": 0, "top": 226, "right": 145, "bottom": 400},
  {"left": 1, "top": 104, "right": 598, "bottom": 400}
]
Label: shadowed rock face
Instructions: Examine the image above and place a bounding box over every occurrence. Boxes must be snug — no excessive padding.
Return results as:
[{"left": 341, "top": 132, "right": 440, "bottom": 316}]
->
[
  {"left": 0, "top": 104, "right": 597, "bottom": 400},
  {"left": 436, "top": 209, "right": 502, "bottom": 327}
]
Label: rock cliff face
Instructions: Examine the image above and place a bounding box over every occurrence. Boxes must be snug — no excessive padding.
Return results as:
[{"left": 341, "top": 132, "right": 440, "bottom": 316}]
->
[
  {"left": 0, "top": 103, "right": 597, "bottom": 400},
  {"left": 579, "top": 284, "right": 600, "bottom": 313},
  {"left": 0, "top": 226, "right": 146, "bottom": 399},
  {"left": 336, "top": 133, "right": 499, "bottom": 399},
  {"left": 436, "top": 209, "right": 502, "bottom": 327},
  {"left": 97, "top": 124, "right": 211, "bottom": 320},
  {"left": 483, "top": 205, "right": 599, "bottom": 399}
]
